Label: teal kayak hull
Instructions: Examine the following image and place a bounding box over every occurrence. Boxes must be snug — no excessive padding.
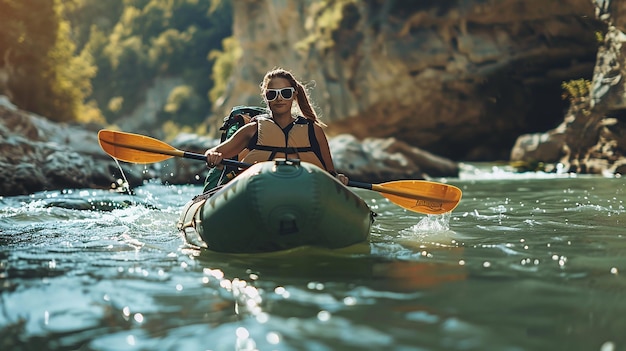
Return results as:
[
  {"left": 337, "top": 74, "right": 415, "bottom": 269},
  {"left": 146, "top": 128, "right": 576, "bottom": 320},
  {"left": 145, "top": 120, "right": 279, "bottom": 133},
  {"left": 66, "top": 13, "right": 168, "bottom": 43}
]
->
[{"left": 178, "top": 159, "right": 374, "bottom": 253}]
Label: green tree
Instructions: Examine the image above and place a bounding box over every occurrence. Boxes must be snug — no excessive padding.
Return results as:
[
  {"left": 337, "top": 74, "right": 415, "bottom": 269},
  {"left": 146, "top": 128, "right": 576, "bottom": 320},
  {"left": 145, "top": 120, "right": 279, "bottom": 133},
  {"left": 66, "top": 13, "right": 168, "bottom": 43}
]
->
[
  {"left": 62, "top": 0, "right": 125, "bottom": 50},
  {"left": 0, "top": 0, "right": 95, "bottom": 122},
  {"left": 77, "top": 0, "right": 233, "bottom": 127}
]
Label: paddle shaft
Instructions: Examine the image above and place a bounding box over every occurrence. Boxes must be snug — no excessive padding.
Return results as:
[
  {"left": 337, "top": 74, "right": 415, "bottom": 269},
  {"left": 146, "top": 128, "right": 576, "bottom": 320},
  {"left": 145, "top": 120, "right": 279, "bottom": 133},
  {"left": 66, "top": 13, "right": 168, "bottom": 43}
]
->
[
  {"left": 104, "top": 136, "right": 250, "bottom": 168},
  {"left": 179, "top": 150, "right": 249, "bottom": 168},
  {"left": 98, "top": 129, "right": 461, "bottom": 213},
  {"left": 110, "top": 138, "right": 443, "bottom": 200}
]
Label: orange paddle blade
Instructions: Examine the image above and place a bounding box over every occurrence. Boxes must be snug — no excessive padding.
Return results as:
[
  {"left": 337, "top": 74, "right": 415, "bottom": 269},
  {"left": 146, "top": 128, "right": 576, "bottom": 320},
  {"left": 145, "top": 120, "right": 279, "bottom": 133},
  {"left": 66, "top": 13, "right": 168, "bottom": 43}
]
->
[
  {"left": 98, "top": 129, "right": 183, "bottom": 164},
  {"left": 373, "top": 180, "right": 462, "bottom": 214}
]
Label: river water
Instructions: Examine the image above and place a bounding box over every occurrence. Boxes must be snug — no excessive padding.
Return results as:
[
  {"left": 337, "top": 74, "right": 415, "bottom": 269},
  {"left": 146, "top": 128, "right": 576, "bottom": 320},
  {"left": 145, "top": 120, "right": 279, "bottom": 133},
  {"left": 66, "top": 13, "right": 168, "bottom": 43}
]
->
[{"left": 0, "top": 163, "right": 624, "bottom": 351}]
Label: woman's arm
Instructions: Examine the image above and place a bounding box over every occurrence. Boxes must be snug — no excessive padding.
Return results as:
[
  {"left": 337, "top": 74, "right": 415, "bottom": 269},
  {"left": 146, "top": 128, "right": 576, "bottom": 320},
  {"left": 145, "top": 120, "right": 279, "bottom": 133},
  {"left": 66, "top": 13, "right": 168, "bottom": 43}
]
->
[
  {"left": 205, "top": 122, "right": 257, "bottom": 165},
  {"left": 313, "top": 124, "right": 335, "bottom": 171},
  {"left": 313, "top": 123, "right": 349, "bottom": 185}
]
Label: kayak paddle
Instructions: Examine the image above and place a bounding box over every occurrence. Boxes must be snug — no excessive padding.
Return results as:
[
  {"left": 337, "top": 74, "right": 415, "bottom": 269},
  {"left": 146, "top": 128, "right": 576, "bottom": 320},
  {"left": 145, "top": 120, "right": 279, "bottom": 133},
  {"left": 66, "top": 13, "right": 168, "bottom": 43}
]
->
[
  {"left": 98, "top": 129, "right": 246, "bottom": 168},
  {"left": 98, "top": 129, "right": 462, "bottom": 214},
  {"left": 347, "top": 180, "right": 461, "bottom": 214}
]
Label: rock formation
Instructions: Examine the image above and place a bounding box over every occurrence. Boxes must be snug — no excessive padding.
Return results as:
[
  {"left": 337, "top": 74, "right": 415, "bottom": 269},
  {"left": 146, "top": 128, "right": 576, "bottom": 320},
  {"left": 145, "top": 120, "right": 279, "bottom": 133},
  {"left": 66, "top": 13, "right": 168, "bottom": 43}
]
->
[
  {"left": 511, "top": 0, "right": 626, "bottom": 175},
  {"left": 212, "top": 0, "right": 602, "bottom": 161},
  {"left": 0, "top": 98, "right": 148, "bottom": 196}
]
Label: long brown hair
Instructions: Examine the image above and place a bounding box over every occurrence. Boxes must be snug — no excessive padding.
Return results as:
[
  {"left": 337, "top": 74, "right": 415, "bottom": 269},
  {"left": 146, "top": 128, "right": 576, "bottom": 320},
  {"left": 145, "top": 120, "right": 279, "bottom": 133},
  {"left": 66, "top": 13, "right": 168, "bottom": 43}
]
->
[{"left": 260, "top": 68, "right": 326, "bottom": 127}]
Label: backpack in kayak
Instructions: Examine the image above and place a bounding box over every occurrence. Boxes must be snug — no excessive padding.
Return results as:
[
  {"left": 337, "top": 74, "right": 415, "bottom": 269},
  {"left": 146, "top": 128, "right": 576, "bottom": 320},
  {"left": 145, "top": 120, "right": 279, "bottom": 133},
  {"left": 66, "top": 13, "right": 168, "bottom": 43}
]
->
[
  {"left": 203, "top": 106, "right": 268, "bottom": 192},
  {"left": 218, "top": 105, "right": 268, "bottom": 142}
]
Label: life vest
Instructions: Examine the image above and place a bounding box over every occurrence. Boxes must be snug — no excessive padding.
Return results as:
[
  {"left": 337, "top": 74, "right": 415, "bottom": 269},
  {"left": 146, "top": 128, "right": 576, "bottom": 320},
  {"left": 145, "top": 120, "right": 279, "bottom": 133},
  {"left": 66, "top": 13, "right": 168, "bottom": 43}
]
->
[{"left": 242, "top": 116, "right": 327, "bottom": 170}]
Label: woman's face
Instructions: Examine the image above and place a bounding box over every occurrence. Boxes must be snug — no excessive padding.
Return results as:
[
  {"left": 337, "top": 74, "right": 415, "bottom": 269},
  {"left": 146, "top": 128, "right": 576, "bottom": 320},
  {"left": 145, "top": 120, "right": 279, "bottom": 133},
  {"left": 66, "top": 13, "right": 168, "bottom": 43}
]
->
[{"left": 265, "top": 77, "right": 295, "bottom": 115}]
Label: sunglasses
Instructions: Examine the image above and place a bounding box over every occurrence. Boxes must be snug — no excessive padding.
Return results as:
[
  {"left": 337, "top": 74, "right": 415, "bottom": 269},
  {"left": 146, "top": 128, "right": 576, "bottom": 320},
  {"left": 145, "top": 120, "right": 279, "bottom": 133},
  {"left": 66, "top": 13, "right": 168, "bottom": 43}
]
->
[{"left": 265, "top": 87, "right": 296, "bottom": 101}]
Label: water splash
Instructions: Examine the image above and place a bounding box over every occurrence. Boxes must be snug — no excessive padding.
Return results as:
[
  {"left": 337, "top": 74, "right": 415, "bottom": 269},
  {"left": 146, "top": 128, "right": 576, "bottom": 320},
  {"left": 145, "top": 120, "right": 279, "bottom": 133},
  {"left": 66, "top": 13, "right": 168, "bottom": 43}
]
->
[
  {"left": 112, "top": 159, "right": 132, "bottom": 194},
  {"left": 392, "top": 212, "right": 462, "bottom": 251},
  {"left": 403, "top": 212, "right": 452, "bottom": 233}
]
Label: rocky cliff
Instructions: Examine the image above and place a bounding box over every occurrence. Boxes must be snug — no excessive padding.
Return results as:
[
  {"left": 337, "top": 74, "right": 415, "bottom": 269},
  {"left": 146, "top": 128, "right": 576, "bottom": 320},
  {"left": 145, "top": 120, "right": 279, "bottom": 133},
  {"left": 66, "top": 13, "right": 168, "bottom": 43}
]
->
[
  {"left": 212, "top": 0, "right": 602, "bottom": 161},
  {"left": 512, "top": 0, "right": 626, "bottom": 175}
]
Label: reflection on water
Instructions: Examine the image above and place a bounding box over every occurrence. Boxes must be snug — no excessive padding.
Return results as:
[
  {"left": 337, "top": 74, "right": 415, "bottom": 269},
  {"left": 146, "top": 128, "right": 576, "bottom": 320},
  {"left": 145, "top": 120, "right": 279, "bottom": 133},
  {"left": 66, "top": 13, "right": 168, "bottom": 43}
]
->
[{"left": 0, "top": 167, "right": 625, "bottom": 350}]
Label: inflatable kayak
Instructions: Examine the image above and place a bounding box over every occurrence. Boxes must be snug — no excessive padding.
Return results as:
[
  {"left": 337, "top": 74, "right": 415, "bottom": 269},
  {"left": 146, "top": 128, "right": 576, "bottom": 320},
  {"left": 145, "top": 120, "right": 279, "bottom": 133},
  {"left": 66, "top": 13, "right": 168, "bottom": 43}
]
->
[{"left": 177, "top": 159, "right": 375, "bottom": 253}]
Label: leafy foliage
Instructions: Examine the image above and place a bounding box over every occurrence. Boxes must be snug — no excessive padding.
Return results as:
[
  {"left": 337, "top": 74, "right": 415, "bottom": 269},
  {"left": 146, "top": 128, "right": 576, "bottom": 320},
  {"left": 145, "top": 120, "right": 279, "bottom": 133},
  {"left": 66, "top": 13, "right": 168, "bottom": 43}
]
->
[
  {"left": 0, "top": 0, "right": 96, "bottom": 122},
  {"left": 561, "top": 78, "right": 590, "bottom": 102},
  {"left": 296, "top": 0, "right": 358, "bottom": 55},
  {"left": 208, "top": 36, "right": 241, "bottom": 103},
  {"left": 0, "top": 0, "right": 233, "bottom": 127},
  {"left": 77, "top": 0, "right": 233, "bottom": 126}
]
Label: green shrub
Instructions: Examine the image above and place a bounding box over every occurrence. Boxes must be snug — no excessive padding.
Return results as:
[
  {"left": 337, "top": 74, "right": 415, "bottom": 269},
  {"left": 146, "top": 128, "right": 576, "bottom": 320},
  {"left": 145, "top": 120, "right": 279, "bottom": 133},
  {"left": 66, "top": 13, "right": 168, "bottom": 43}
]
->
[{"left": 561, "top": 78, "right": 590, "bottom": 102}]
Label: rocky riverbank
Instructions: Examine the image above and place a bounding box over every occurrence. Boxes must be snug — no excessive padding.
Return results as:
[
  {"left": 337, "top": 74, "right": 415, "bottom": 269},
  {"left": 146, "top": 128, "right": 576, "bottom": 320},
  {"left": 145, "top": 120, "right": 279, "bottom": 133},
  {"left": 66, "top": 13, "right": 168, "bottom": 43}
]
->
[{"left": 0, "top": 98, "right": 458, "bottom": 196}]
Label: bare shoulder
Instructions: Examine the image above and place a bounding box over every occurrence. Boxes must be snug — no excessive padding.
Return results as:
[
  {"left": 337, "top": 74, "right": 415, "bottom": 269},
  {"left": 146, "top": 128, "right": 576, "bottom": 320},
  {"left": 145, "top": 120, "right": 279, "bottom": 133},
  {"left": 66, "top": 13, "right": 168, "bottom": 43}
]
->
[{"left": 236, "top": 121, "right": 258, "bottom": 137}]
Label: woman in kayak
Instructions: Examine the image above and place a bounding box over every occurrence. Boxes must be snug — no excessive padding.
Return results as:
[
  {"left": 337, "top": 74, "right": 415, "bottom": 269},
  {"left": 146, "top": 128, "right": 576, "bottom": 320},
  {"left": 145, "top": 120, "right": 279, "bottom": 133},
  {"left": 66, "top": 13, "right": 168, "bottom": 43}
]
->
[{"left": 205, "top": 67, "right": 349, "bottom": 185}]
